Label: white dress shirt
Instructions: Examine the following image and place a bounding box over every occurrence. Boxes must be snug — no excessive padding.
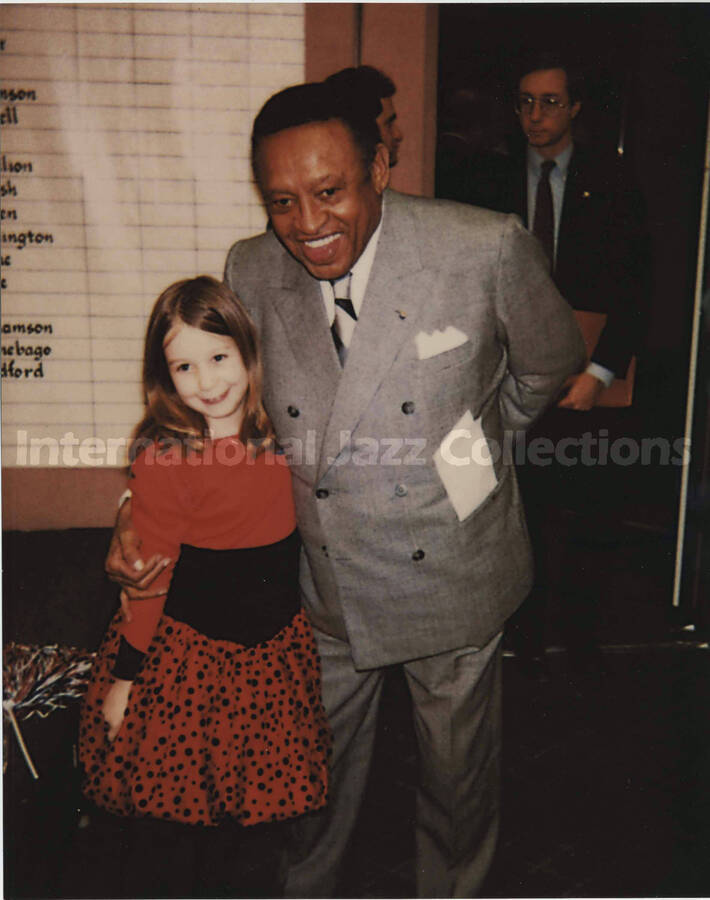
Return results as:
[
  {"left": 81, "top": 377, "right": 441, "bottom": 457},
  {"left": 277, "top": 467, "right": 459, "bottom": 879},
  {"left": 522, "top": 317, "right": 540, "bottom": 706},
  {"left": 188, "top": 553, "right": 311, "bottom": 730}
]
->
[{"left": 319, "top": 208, "right": 384, "bottom": 342}]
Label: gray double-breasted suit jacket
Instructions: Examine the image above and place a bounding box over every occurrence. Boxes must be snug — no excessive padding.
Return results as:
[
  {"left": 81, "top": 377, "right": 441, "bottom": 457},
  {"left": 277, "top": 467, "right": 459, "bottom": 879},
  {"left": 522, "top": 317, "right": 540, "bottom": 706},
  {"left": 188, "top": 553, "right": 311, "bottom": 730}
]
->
[{"left": 225, "top": 189, "right": 584, "bottom": 670}]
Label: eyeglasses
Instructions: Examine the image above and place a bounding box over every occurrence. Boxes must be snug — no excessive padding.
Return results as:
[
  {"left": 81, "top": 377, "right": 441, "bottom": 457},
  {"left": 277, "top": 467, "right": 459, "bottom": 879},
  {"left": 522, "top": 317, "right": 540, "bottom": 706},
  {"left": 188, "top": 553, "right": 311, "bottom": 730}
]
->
[{"left": 515, "top": 95, "right": 570, "bottom": 116}]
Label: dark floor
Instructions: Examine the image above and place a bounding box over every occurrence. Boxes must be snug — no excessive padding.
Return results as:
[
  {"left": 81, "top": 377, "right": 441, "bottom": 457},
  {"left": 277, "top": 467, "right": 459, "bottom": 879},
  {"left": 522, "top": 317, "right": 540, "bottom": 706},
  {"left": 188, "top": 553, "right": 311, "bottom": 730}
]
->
[
  {"left": 5, "top": 521, "right": 710, "bottom": 898},
  {"left": 345, "top": 644, "right": 710, "bottom": 899}
]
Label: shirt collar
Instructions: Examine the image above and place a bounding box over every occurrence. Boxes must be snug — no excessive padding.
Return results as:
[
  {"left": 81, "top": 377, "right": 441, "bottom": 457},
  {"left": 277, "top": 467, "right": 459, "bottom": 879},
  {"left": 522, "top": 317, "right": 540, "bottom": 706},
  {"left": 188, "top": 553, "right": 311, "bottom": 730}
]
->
[
  {"left": 527, "top": 141, "right": 574, "bottom": 179},
  {"left": 320, "top": 198, "right": 385, "bottom": 317}
]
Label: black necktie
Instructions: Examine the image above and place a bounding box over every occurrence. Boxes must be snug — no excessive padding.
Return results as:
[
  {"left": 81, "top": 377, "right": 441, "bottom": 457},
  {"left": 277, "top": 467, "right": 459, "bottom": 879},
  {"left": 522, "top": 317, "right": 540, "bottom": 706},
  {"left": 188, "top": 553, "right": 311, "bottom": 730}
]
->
[
  {"left": 533, "top": 159, "right": 556, "bottom": 269},
  {"left": 330, "top": 274, "right": 356, "bottom": 365}
]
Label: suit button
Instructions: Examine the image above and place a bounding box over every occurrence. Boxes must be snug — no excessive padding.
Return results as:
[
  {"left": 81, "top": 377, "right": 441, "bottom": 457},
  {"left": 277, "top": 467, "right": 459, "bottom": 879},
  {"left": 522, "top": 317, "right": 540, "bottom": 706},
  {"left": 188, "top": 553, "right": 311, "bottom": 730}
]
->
[
  {"left": 322, "top": 545, "right": 329, "bottom": 557},
  {"left": 394, "top": 484, "right": 408, "bottom": 497},
  {"left": 315, "top": 488, "right": 329, "bottom": 499},
  {"left": 412, "top": 549, "right": 425, "bottom": 561},
  {"left": 401, "top": 401, "right": 415, "bottom": 415},
  {"left": 287, "top": 406, "right": 300, "bottom": 418}
]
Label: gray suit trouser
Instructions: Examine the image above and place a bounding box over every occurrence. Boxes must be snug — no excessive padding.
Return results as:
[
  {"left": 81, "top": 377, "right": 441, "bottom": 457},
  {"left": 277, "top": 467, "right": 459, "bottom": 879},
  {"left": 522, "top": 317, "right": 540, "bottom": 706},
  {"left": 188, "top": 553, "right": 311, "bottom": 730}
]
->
[{"left": 282, "top": 627, "right": 503, "bottom": 898}]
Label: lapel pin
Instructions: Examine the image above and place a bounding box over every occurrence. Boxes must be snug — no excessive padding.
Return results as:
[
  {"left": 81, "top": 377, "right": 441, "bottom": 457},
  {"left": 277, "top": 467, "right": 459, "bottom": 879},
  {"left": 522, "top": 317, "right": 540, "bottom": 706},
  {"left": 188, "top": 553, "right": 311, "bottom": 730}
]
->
[
  {"left": 582, "top": 191, "right": 591, "bottom": 198},
  {"left": 395, "top": 309, "right": 407, "bottom": 320}
]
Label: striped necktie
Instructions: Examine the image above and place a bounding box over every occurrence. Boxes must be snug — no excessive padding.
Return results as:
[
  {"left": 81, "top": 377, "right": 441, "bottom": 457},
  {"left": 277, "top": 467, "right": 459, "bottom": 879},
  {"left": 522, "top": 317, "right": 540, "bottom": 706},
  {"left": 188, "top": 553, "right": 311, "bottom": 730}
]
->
[{"left": 330, "top": 273, "right": 356, "bottom": 365}]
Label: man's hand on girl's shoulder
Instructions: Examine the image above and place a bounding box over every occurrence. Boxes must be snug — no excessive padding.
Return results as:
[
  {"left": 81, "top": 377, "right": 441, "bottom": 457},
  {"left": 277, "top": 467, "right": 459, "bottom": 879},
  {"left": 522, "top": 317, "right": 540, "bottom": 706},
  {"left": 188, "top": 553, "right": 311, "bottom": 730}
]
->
[{"left": 104, "top": 497, "right": 170, "bottom": 600}]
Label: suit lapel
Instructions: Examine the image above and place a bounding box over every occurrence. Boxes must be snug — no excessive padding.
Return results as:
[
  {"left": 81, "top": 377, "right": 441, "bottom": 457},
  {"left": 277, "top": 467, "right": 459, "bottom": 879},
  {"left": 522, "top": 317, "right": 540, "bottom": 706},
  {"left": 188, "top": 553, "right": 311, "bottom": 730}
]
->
[
  {"left": 556, "top": 147, "right": 585, "bottom": 272},
  {"left": 266, "top": 251, "right": 341, "bottom": 455},
  {"left": 317, "top": 195, "right": 431, "bottom": 479}
]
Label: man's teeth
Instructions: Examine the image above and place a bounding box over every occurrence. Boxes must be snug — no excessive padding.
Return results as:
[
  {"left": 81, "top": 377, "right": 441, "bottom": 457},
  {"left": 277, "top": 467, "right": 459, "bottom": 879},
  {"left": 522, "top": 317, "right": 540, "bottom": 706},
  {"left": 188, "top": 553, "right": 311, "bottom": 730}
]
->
[{"left": 306, "top": 234, "right": 339, "bottom": 248}]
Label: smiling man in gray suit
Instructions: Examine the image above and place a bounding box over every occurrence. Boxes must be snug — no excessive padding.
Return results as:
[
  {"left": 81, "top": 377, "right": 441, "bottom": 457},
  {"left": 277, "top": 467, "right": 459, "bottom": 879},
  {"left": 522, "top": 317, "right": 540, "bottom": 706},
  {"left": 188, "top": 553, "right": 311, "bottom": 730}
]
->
[{"left": 108, "top": 81, "right": 583, "bottom": 897}]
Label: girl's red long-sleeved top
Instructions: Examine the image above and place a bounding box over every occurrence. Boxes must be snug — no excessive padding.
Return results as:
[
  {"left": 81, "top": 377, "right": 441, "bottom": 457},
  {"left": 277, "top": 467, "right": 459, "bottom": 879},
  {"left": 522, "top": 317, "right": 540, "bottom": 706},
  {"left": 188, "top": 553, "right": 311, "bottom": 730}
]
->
[{"left": 117, "top": 437, "right": 296, "bottom": 666}]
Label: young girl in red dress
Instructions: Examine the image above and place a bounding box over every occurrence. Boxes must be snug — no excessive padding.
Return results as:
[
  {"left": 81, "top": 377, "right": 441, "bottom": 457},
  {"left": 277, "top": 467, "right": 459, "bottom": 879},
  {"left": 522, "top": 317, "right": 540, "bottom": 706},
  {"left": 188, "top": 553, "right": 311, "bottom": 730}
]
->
[{"left": 78, "top": 276, "right": 330, "bottom": 894}]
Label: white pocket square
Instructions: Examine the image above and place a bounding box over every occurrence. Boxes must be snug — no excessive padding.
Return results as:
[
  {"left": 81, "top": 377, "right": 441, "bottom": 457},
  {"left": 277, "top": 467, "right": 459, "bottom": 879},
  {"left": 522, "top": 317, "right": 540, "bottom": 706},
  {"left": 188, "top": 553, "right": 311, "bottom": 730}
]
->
[
  {"left": 433, "top": 409, "right": 498, "bottom": 521},
  {"left": 415, "top": 326, "right": 468, "bottom": 360}
]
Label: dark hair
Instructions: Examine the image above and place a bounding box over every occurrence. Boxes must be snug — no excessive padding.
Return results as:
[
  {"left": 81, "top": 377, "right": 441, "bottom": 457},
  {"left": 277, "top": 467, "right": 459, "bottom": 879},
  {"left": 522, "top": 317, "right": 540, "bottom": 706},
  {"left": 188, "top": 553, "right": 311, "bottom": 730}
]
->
[
  {"left": 131, "top": 276, "right": 274, "bottom": 459},
  {"left": 325, "top": 64, "right": 396, "bottom": 119},
  {"left": 251, "top": 81, "right": 382, "bottom": 182},
  {"left": 514, "top": 50, "right": 584, "bottom": 105}
]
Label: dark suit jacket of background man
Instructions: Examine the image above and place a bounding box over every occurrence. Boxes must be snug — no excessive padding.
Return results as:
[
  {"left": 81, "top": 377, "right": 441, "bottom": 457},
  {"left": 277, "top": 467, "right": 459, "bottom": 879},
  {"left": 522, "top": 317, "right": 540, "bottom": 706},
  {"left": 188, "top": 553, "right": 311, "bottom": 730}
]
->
[{"left": 438, "top": 139, "right": 648, "bottom": 382}]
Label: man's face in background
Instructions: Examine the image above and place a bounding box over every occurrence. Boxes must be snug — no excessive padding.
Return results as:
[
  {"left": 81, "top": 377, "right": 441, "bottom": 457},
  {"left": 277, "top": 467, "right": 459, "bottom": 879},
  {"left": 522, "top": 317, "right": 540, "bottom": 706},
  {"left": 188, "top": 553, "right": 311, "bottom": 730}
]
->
[
  {"left": 517, "top": 68, "right": 580, "bottom": 159},
  {"left": 376, "top": 96, "right": 403, "bottom": 166}
]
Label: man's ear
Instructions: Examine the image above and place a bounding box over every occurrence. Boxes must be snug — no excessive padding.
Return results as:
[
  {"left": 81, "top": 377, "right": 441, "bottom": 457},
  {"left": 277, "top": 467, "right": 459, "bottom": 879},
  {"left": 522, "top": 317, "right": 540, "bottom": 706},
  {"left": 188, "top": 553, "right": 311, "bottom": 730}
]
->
[
  {"left": 571, "top": 100, "right": 581, "bottom": 120},
  {"left": 370, "top": 142, "right": 390, "bottom": 194}
]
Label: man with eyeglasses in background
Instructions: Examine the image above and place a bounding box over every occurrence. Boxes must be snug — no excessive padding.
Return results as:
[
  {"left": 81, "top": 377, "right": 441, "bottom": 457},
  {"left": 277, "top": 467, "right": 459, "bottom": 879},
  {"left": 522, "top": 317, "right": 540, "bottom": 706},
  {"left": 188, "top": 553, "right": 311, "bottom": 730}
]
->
[{"left": 442, "top": 50, "right": 648, "bottom": 677}]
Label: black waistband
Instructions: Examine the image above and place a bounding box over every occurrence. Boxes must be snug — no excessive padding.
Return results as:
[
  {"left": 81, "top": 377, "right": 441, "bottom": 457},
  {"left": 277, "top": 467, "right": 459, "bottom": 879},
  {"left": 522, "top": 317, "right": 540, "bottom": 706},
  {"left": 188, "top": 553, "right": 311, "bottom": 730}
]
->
[{"left": 164, "top": 530, "right": 301, "bottom": 646}]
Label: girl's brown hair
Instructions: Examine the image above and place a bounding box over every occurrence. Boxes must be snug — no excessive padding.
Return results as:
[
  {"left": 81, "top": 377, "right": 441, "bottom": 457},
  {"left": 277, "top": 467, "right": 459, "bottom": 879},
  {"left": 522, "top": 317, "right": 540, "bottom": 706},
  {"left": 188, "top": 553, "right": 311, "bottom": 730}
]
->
[{"left": 130, "top": 276, "right": 274, "bottom": 459}]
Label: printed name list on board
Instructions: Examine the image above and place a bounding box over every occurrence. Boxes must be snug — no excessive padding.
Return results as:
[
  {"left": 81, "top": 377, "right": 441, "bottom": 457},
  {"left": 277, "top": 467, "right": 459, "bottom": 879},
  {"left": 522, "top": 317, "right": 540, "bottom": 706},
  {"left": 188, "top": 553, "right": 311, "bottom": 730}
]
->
[{"left": 0, "top": 4, "right": 302, "bottom": 465}]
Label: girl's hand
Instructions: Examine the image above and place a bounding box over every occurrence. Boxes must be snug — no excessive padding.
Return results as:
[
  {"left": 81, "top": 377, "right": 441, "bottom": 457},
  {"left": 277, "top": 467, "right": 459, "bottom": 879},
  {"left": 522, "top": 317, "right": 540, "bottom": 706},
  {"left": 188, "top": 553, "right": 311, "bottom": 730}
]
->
[{"left": 102, "top": 678, "right": 133, "bottom": 741}]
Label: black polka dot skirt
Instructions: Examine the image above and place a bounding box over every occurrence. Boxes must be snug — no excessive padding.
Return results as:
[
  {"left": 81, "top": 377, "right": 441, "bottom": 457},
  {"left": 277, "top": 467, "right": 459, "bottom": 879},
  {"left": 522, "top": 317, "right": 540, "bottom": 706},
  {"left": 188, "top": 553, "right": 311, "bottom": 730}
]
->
[{"left": 79, "top": 608, "right": 331, "bottom": 826}]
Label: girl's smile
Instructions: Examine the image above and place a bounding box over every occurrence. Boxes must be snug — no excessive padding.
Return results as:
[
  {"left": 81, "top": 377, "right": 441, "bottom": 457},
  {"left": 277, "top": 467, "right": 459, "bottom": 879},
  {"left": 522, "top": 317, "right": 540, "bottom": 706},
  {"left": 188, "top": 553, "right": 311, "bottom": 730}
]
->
[
  {"left": 164, "top": 322, "right": 249, "bottom": 438},
  {"left": 200, "top": 387, "right": 231, "bottom": 405}
]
